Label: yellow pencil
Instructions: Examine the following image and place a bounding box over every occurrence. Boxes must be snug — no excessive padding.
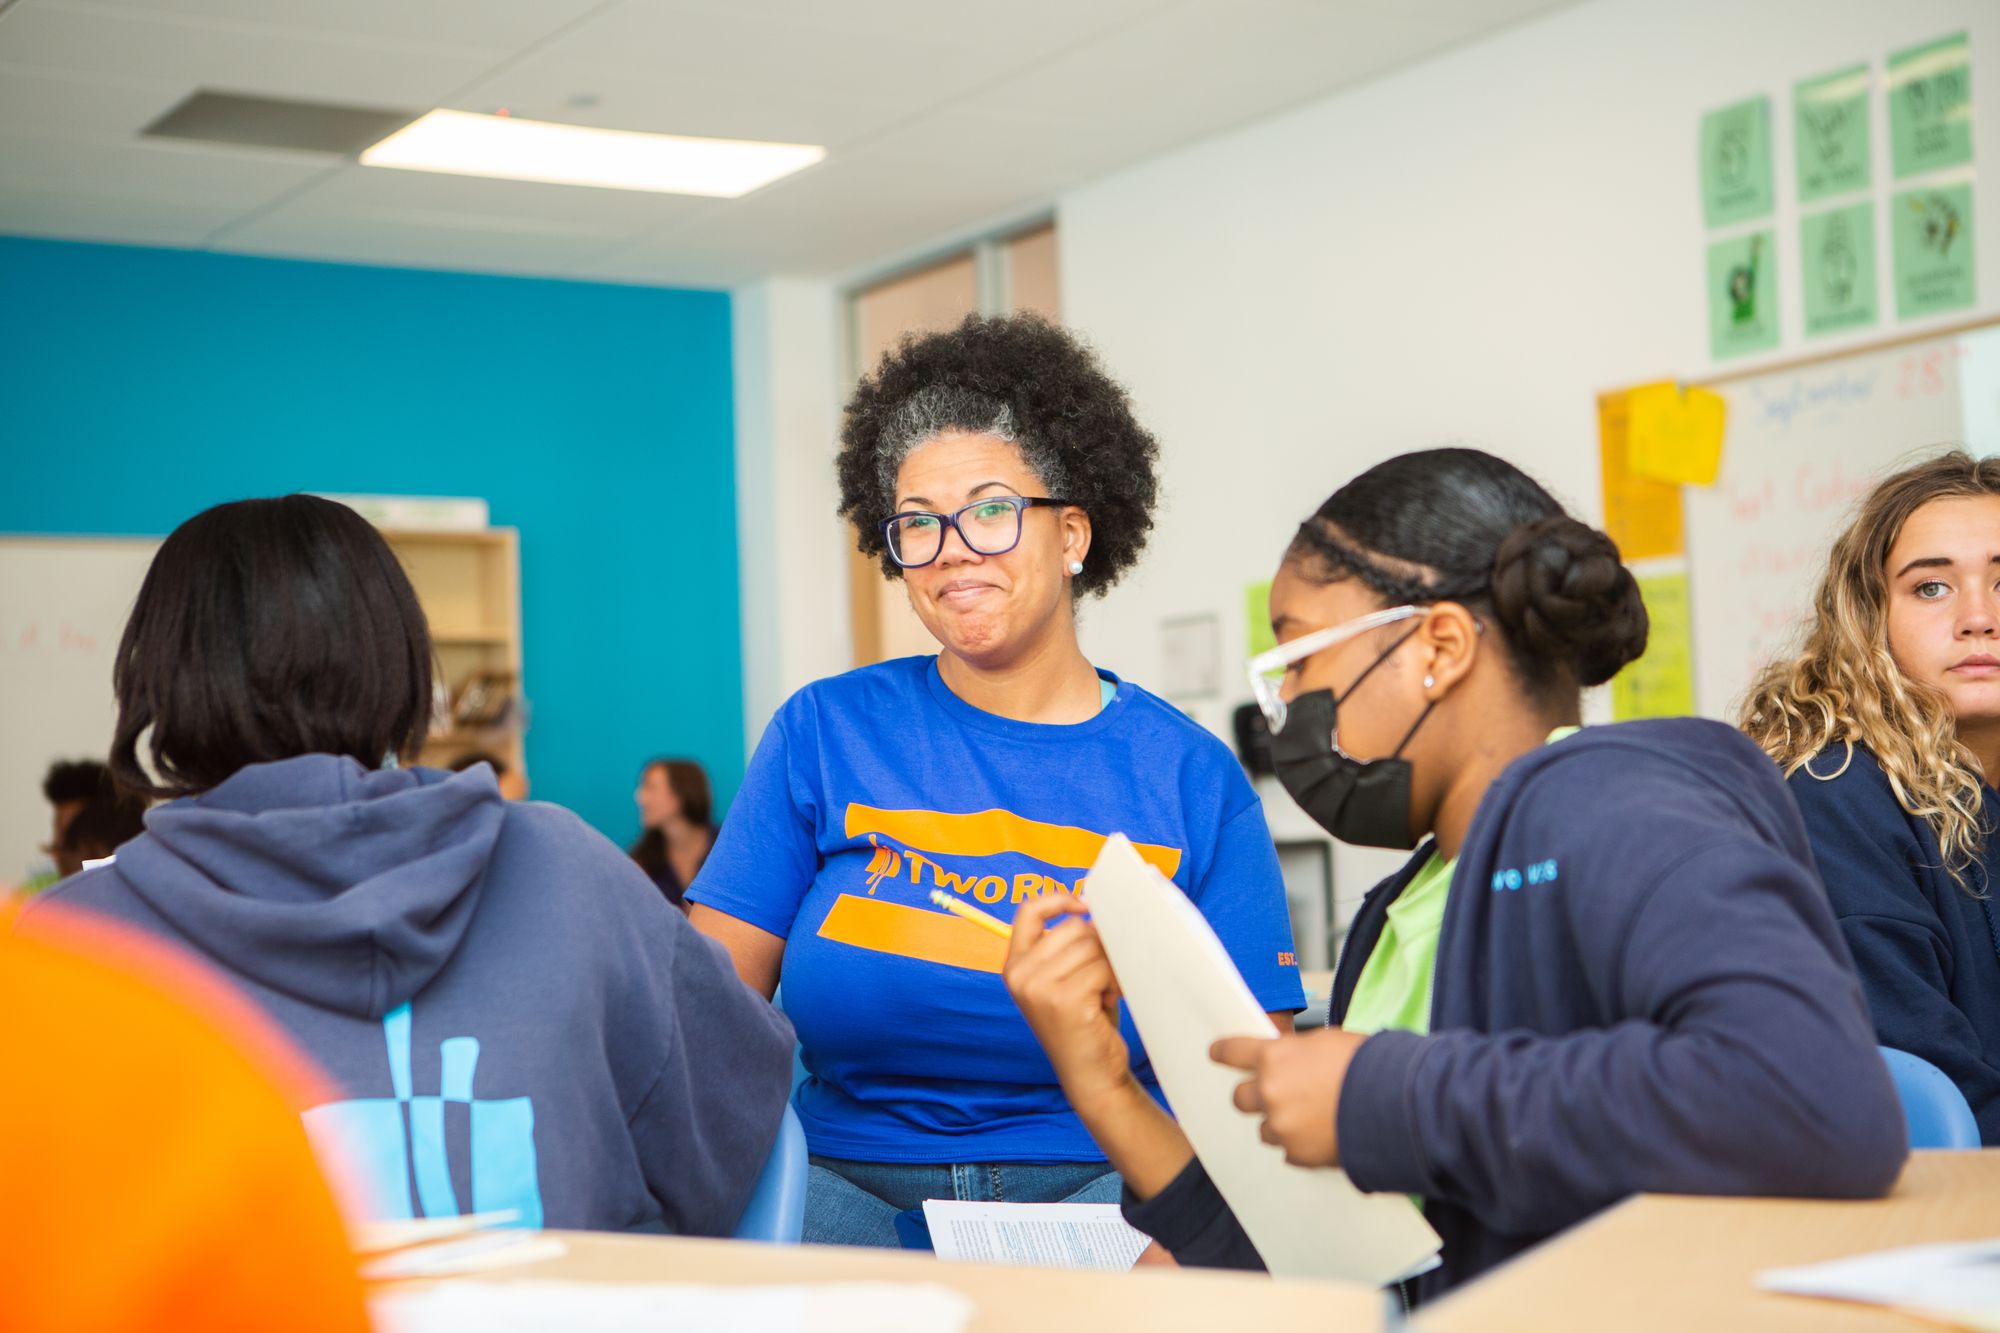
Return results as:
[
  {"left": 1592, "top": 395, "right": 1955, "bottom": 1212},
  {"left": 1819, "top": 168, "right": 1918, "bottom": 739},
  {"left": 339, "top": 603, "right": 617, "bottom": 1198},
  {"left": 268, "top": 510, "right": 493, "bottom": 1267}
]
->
[{"left": 928, "top": 889, "right": 1013, "bottom": 939}]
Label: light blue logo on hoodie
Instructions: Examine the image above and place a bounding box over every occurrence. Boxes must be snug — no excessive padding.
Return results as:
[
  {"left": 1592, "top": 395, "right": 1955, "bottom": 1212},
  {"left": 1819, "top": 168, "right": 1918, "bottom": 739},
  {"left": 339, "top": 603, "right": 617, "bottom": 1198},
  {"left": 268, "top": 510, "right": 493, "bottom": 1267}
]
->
[{"left": 303, "top": 1003, "right": 543, "bottom": 1227}]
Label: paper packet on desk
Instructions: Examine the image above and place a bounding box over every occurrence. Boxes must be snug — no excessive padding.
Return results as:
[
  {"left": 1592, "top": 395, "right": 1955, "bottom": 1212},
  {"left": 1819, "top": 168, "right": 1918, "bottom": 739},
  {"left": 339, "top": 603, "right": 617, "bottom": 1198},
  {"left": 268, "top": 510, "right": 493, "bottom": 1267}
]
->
[
  {"left": 1083, "top": 834, "right": 1441, "bottom": 1285},
  {"left": 1758, "top": 1238, "right": 2000, "bottom": 1331}
]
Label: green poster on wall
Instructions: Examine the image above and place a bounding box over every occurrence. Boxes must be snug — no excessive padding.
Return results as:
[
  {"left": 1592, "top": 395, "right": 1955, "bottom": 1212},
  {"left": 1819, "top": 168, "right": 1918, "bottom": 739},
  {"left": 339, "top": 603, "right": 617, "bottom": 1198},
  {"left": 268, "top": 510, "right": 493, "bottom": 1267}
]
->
[
  {"left": 1700, "top": 96, "right": 1774, "bottom": 227},
  {"left": 1801, "top": 203, "right": 1878, "bottom": 337},
  {"left": 1611, "top": 571, "right": 1694, "bottom": 720},
  {"left": 1794, "top": 64, "right": 1871, "bottom": 202},
  {"left": 1889, "top": 32, "right": 1972, "bottom": 177},
  {"left": 1707, "top": 230, "right": 1779, "bottom": 359},
  {"left": 1245, "top": 581, "right": 1275, "bottom": 659},
  {"left": 1892, "top": 182, "right": 1977, "bottom": 318}
]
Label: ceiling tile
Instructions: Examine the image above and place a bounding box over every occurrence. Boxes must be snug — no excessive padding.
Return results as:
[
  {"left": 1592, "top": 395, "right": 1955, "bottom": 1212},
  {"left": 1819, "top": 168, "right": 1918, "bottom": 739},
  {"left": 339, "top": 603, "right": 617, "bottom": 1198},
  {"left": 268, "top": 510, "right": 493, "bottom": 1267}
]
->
[
  {"left": 270, "top": 161, "right": 713, "bottom": 233},
  {"left": 218, "top": 207, "right": 636, "bottom": 280},
  {"left": 0, "top": 129, "right": 330, "bottom": 201},
  {"left": 35, "top": 0, "right": 601, "bottom": 52},
  {"left": 0, "top": 0, "right": 1591, "bottom": 285},
  {"left": 448, "top": 0, "right": 1163, "bottom": 148},
  {"left": 0, "top": 62, "right": 199, "bottom": 137},
  {"left": 0, "top": 3, "right": 501, "bottom": 105},
  {"left": 0, "top": 188, "right": 243, "bottom": 245}
]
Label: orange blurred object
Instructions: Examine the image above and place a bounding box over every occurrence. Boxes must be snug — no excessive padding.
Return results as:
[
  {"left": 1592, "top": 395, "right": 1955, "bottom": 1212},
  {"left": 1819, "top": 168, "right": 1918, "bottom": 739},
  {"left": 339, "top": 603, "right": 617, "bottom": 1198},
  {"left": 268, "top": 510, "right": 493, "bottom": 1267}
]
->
[{"left": 2, "top": 905, "right": 370, "bottom": 1333}]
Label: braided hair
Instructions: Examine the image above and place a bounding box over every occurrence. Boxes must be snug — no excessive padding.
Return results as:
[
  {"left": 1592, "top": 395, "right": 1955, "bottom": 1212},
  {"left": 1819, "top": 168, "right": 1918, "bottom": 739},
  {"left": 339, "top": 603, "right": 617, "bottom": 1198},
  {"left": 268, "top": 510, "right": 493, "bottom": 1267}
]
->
[{"left": 1288, "top": 449, "right": 1648, "bottom": 700}]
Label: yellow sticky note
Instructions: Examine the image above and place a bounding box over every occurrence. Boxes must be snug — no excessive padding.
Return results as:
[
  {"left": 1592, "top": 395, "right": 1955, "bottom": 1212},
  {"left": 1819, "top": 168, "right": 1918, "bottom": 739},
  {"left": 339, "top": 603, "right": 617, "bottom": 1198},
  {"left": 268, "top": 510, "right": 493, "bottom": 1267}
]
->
[
  {"left": 1627, "top": 381, "right": 1727, "bottom": 487},
  {"left": 1611, "top": 572, "right": 1695, "bottom": 720},
  {"left": 1598, "top": 392, "right": 1684, "bottom": 562}
]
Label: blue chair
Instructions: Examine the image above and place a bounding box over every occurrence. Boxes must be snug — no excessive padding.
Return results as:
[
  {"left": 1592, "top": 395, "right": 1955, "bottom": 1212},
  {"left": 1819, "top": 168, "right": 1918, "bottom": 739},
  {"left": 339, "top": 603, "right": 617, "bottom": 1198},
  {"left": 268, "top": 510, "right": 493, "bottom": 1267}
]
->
[
  {"left": 1881, "top": 1046, "right": 1980, "bottom": 1149},
  {"left": 733, "top": 1103, "right": 809, "bottom": 1242}
]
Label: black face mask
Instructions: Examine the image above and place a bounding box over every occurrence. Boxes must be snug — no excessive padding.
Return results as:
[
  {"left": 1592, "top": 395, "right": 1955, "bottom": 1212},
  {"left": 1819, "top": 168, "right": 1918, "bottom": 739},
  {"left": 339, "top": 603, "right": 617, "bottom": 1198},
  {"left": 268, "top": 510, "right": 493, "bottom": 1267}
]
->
[{"left": 1269, "top": 631, "right": 1433, "bottom": 850}]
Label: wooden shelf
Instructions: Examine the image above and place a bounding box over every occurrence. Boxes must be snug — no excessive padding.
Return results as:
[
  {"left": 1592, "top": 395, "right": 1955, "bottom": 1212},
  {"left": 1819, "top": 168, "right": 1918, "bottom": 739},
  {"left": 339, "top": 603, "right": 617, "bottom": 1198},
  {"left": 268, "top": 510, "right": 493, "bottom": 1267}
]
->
[{"left": 377, "top": 525, "right": 526, "bottom": 779}]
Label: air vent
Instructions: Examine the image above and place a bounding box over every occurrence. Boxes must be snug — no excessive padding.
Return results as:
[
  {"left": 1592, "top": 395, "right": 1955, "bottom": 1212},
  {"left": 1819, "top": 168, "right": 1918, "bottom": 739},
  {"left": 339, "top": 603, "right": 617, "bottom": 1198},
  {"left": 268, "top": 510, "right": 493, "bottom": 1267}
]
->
[{"left": 143, "top": 91, "right": 420, "bottom": 156}]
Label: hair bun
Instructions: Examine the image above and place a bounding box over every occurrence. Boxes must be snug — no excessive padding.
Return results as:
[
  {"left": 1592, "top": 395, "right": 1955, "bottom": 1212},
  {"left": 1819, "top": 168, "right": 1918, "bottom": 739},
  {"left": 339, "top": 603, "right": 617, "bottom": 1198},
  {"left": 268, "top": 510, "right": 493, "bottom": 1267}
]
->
[{"left": 1489, "top": 516, "right": 1649, "bottom": 687}]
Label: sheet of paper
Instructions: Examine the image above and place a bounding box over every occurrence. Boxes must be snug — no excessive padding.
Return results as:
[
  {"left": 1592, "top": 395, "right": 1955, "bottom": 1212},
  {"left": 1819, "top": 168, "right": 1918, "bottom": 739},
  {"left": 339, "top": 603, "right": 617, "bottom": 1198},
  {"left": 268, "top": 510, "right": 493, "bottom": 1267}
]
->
[
  {"left": 1794, "top": 63, "right": 1871, "bottom": 203},
  {"left": 1801, "top": 201, "right": 1879, "bottom": 338},
  {"left": 923, "top": 1201, "right": 1149, "bottom": 1270},
  {"left": 361, "top": 1230, "right": 565, "bottom": 1280},
  {"left": 1627, "top": 381, "right": 1727, "bottom": 487},
  {"left": 1893, "top": 182, "right": 1977, "bottom": 320},
  {"left": 1083, "top": 835, "right": 1440, "bottom": 1284},
  {"left": 351, "top": 1209, "right": 522, "bottom": 1255},
  {"left": 372, "top": 1280, "right": 976, "bottom": 1333},
  {"left": 1610, "top": 568, "right": 1696, "bottom": 719},
  {"left": 1597, "top": 394, "right": 1685, "bottom": 563},
  {"left": 1888, "top": 31, "right": 1972, "bottom": 178},
  {"left": 1700, "top": 95, "right": 1775, "bottom": 227},
  {"left": 1707, "top": 229, "right": 1780, "bottom": 361},
  {"left": 1758, "top": 1238, "right": 2000, "bottom": 1332}
]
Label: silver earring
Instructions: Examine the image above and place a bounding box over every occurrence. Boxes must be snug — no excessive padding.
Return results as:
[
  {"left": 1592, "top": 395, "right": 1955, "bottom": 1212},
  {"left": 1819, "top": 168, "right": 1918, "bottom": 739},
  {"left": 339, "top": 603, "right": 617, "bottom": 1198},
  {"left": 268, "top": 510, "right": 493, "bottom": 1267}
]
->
[
  {"left": 1423, "top": 675, "right": 1435, "bottom": 690},
  {"left": 1068, "top": 560, "right": 1084, "bottom": 575}
]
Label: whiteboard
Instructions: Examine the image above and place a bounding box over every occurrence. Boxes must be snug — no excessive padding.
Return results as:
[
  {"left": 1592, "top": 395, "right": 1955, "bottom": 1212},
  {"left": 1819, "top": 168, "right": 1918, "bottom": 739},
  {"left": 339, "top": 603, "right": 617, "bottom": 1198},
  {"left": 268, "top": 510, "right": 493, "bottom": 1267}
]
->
[
  {"left": 0, "top": 536, "right": 159, "bottom": 884},
  {"left": 1683, "top": 323, "right": 2000, "bottom": 721}
]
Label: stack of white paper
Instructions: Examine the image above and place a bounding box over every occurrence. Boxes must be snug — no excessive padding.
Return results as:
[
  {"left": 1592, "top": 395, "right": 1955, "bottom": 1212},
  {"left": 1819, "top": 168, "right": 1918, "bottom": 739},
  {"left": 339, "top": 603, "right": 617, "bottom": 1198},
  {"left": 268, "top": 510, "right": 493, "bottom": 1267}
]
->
[
  {"left": 1083, "top": 834, "right": 1441, "bottom": 1284},
  {"left": 1758, "top": 1238, "right": 2000, "bottom": 1331},
  {"left": 923, "top": 1200, "right": 1150, "bottom": 1269}
]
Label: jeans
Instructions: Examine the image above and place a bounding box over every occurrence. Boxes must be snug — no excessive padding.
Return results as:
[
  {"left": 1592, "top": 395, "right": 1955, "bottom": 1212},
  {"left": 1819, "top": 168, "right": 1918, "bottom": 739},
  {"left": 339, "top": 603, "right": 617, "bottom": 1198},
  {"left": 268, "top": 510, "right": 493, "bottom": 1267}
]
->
[{"left": 804, "top": 1155, "right": 1122, "bottom": 1248}]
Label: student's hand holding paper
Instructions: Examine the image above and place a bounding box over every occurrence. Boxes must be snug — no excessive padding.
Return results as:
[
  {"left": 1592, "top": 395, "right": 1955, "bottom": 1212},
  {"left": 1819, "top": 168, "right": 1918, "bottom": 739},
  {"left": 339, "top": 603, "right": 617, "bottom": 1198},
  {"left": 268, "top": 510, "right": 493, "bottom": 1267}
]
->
[
  {"left": 1003, "top": 892, "right": 1195, "bottom": 1199},
  {"left": 1211, "top": 1027, "right": 1367, "bottom": 1169},
  {"left": 1003, "top": 893, "right": 1132, "bottom": 1114}
]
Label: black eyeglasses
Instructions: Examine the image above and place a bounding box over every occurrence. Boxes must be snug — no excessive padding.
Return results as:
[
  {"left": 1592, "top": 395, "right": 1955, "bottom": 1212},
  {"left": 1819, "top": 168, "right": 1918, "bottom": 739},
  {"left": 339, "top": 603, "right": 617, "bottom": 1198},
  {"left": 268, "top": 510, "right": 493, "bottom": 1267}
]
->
[{"left": 882, "top": 495, "right": 1075, "bottom": 569}]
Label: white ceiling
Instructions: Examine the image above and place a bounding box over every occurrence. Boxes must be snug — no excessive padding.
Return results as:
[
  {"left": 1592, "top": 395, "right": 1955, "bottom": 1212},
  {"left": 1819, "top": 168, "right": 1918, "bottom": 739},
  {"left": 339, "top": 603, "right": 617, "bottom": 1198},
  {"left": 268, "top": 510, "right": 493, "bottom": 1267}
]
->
[{"left": 0, "top": 0, "right": 1582, "bottom": 289}]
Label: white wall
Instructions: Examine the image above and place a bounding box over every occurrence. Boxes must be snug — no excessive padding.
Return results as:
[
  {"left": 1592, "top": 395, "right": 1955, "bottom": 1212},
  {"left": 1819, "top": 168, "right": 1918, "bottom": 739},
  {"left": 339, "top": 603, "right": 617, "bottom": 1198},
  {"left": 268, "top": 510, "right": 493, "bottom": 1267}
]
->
[
  {"left": 731, "top": 278, "right": 853, "bottom": 751},
  {"left": 735, "top": 0, "right": 1999, "bottom": 908},
  {"left": 1055, "top": 0, "right": 2000, "bottom": 900}
]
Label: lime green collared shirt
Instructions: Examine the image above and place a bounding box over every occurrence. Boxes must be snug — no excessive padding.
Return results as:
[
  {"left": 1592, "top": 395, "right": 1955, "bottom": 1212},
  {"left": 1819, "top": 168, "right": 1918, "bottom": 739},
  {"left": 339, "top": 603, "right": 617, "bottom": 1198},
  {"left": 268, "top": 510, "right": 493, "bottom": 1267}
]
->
[{"left": 1341, "top": 726, "right": 1581, "bottom": 1037}]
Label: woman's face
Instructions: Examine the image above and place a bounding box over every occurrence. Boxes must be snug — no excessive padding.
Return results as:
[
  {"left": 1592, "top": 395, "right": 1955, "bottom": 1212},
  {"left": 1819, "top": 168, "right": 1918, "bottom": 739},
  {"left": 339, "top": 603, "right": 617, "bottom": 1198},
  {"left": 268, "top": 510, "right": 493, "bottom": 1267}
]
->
[
  {"left": 892, "top": 432, "right": 1088, "bottom": 668},
  {"left": 1884, "top": 495, "right": 2000, "bottom": 729},
  {"left": 1267, "top": 563, "right": 1426, "bottom": 761},
  {"left": 634, "top": 765, "right": 680, "bottom": 828}
]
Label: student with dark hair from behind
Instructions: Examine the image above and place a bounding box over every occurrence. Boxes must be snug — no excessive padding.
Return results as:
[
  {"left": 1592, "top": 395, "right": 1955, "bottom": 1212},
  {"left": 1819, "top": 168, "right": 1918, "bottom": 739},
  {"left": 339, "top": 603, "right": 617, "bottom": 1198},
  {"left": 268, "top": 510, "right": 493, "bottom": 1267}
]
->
[
  {"left": 28, "top": 494, "right": 793, "bottom": 1235},
  {"left": 630, "top": 758, "right": 714, "bottom": 908},
  {"left": 40, "top": 758, "right": 148, "bottom": 882},
  {"left": 1004, "top": 448, "right": 1906, "bottom": 1302}
]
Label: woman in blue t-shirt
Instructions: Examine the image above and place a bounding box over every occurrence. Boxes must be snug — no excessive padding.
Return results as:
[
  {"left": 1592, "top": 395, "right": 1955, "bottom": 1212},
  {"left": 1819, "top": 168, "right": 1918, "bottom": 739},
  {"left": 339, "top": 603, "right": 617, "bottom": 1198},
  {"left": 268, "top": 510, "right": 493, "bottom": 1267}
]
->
[
  {"left": 688, "top": 314, "right": 1304, "bottom": 1247},
  {"left": 1741, "top": 449, "right": 2000, "bottom": 1142}
]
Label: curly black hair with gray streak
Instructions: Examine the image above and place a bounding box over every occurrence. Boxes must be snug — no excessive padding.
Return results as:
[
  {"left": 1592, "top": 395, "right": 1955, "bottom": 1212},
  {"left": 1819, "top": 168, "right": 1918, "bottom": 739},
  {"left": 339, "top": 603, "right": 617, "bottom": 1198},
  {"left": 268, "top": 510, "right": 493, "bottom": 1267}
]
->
[{"left": 836, "top": 313, "right": 1159, "bottom": 598}]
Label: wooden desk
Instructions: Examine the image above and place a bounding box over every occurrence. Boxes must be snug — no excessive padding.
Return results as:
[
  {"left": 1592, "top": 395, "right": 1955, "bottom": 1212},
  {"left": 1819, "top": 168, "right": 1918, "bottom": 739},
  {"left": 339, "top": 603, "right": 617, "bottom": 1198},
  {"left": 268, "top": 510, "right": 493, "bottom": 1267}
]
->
[
  {"left": 457, "top": 1230, "right": 1386, "bottom": 1331},
  {"left": 1415, "top": 1150, "right": 2000, "bottom": 1332}
]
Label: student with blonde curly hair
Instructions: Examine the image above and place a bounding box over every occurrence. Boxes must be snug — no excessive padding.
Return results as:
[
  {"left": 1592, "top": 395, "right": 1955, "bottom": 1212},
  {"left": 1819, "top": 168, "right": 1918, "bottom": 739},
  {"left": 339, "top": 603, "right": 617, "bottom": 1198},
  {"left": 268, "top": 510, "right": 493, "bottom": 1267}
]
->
[{"left": 1742, "top": 448, "right": 2000, "bottom": 1143}]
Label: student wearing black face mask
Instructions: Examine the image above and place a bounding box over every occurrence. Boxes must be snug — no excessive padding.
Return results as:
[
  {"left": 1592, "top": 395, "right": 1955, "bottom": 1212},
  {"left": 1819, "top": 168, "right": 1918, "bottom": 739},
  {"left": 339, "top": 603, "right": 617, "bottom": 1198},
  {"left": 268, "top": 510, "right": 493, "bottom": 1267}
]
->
[{"left": 1002, "top": 448, "right": 1906, "bottom": 1301}]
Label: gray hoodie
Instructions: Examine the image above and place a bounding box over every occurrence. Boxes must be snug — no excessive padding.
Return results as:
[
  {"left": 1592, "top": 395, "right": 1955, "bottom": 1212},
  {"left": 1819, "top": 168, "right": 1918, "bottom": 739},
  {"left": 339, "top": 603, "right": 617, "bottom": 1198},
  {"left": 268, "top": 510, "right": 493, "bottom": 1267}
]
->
[{"left": 34, "top": 754, "right": 794, "bottom": 1236}]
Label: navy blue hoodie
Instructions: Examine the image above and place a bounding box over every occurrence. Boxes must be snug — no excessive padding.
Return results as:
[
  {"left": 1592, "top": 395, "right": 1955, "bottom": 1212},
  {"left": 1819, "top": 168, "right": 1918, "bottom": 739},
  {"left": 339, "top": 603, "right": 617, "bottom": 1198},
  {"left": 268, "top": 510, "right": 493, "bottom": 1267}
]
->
[
  {"left": 30, "top": 755, "right": 795, "bottom": 1235},
  {"left": 1785, "top": 743, "right": 2000, "bottom": 1143},
  {"left": 1125, "top": 719, "right": 1906, "bottom": 1299}
]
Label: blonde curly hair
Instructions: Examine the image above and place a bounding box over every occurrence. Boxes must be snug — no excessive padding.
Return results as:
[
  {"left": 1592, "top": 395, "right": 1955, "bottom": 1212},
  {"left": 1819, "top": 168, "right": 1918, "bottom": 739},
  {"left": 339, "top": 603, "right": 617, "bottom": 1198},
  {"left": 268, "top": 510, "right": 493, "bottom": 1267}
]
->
[{"left": 1740, "top": 449, "right": 2000, "bottom": 888}]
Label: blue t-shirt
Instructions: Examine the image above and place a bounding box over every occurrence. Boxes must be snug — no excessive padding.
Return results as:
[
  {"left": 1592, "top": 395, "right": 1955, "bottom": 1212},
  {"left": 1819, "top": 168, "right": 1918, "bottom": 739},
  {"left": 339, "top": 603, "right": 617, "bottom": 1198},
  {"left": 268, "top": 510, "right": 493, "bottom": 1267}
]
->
[{"left": 689, "top": 656, "right": 1304, "bottom": 1164}]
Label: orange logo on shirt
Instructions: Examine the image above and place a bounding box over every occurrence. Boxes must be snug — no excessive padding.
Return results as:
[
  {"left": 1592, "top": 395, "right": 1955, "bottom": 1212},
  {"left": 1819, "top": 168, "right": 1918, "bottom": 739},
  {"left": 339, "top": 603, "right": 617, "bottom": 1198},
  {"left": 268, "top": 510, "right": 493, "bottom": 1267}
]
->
[{"left": 817, "top": 805, "right": 1185, "bottom": 973}]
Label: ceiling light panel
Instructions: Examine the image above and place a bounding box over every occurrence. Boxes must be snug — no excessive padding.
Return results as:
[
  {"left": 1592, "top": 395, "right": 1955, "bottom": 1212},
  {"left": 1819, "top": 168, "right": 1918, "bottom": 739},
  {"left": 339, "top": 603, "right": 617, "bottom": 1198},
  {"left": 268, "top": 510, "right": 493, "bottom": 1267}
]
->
[{"left": 359, "top": 109, "right": 825, "bottom": 198}]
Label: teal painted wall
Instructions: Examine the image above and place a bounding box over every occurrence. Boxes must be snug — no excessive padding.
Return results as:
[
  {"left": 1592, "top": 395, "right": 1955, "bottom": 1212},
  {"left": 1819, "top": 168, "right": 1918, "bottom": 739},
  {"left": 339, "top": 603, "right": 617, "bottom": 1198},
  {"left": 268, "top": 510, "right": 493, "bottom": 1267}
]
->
[{"left": 0, "top": 235, "right": 743, "bottom": 842}]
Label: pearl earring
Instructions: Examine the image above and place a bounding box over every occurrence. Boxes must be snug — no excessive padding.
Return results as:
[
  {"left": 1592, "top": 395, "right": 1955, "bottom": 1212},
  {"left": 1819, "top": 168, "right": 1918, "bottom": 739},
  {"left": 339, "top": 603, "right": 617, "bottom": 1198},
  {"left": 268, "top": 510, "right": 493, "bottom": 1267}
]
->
[
  {"left": 1423, "top": 675, "right": 1436, "bottom": 690},
  {"left": 1068, "top": 560, "right": 1084, "bottom": 575}
]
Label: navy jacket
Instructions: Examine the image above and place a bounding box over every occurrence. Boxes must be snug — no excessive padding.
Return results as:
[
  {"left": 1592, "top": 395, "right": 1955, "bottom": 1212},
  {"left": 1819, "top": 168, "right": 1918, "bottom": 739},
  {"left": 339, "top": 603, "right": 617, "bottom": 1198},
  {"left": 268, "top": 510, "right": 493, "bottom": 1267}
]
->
[
  {"left": 1786, "top": 743, "right": 2000, "bottom": 1143},
  {"left": 1125, "top": 719, "right": 1905, "bottom": 1300},
  {"left": 31, "top": 755, "right": 795, "bottom": 1235}
]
